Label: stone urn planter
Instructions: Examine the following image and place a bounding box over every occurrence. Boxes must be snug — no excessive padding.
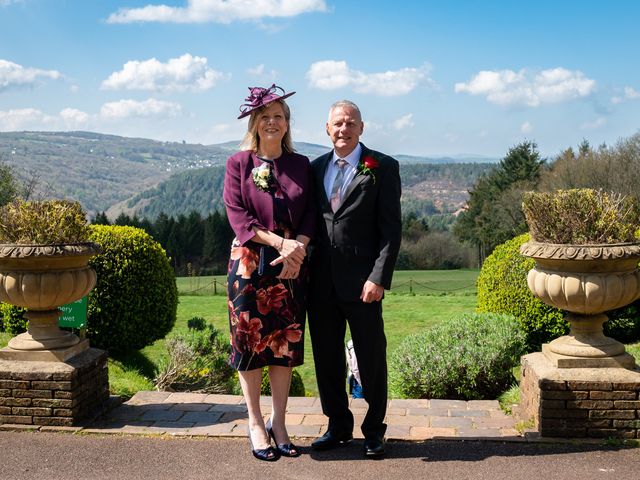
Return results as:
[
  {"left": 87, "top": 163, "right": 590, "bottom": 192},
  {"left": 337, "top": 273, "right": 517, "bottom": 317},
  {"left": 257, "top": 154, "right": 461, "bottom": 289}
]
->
[
  {"left": 0, "top": 242, "right": 99, "bottom": 360},
  {"left": 520, "top": 241, "right": 640, "bottom": 368}
]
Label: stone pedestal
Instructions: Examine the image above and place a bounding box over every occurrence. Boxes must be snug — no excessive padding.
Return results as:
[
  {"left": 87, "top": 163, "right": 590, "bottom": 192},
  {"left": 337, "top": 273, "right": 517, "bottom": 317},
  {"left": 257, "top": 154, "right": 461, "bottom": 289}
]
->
[
  {"left": 519, "top": 352, "right": 640, "bottom": 439},
  {"left": 0, "top": 339, "right": 90, "bottom": 362},
  {"left": 0, "top": 348, "right": 109, "bottom": 427}
]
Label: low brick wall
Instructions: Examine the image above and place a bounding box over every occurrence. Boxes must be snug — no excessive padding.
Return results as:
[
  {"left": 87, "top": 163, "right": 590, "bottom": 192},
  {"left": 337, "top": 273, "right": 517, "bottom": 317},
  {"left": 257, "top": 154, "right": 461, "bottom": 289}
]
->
[
  {"left": 0, "top": 348, "right": 109, "bottom": 426},
  {"left": 520, "top": 352, "right": 640, "bottom": 439}
]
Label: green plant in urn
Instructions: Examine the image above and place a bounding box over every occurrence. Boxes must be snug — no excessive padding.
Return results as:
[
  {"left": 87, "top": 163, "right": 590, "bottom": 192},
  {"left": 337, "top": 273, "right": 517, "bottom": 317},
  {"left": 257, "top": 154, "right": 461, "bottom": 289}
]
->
[
  {"left": 0, "top": 200, "right": 100, "bottom": 360},
  {"left": 520, "top": 189, "right": 640, "bottom": 368}
]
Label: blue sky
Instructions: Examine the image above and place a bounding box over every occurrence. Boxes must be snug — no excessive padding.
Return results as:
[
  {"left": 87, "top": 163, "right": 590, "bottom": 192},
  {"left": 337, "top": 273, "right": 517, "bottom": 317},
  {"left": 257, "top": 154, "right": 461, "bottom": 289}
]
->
[{"left": 1, "top": 0, "right": 639, "bottom": 157}]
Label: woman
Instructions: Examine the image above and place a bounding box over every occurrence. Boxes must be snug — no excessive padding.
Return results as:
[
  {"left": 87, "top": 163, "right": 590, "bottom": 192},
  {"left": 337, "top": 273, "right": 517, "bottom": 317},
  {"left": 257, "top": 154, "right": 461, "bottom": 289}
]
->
[{"left": 223, "top": 85, "right": 314, "bottom": 461}]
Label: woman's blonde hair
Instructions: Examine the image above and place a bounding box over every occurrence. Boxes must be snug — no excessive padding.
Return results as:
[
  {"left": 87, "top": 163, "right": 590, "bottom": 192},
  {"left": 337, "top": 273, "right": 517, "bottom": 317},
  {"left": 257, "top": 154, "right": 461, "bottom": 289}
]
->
[{"left": 240, "top": 99, "right": 295, "bottom": 153}]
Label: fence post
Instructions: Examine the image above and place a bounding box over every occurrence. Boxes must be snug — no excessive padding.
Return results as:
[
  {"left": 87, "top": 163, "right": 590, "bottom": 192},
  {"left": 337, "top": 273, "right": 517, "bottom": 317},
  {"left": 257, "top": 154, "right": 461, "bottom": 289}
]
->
[
  {"left": 409, "top": 278, "right": 413, "bottom": 294},
  {"left": 213, "top": 278, "right": 217, "bottom": 295}
]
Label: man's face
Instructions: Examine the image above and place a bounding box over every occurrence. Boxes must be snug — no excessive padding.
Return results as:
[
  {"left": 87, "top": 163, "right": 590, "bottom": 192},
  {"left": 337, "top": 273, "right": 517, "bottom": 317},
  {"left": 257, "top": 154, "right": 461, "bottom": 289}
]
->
[{"left": 326, "top": 106, "right": 364, "bottom": 157}]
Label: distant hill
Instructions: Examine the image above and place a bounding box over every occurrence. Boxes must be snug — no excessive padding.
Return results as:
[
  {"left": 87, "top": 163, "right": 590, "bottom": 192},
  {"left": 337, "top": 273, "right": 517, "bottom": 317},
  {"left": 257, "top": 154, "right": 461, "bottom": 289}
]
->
[
  {"left": 115, "top": 161, "right": 495, "bottom": 220},
  {"left": 0, "top": 131, "right": 496, "bottom": 217},
  {"left": 0, "top": 131, "right": 231, "bottom": 214},
  {"left": 395, "top": 153, "right": 499, "bottom": 164}
]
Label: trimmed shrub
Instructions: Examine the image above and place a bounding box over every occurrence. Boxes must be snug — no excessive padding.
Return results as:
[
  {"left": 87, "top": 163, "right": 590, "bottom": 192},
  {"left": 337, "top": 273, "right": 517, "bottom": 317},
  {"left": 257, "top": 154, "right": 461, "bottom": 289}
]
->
[
  {"left": 0, "top": 303, "right": 27, "bottom": 335},
  {"left": 155, "top": 321, "right": 237, "bottom": 393},
  {"left": 604, "top": 305, "right": 640, "bottom": 344},
  {"left": 261, "top": 368, "right": 306, "bottom": 397},
  {"left": 476, "top": 233, "right": 567, "bottom": 350},
  {"left": 389, "top": 313, "right": 526, "bottom": 400},
  {"left": 477, "top": 233, "right": 640, "bottom": 350},
  {"left": 87, "top": 225, "right": 178, "bottom": 353}
]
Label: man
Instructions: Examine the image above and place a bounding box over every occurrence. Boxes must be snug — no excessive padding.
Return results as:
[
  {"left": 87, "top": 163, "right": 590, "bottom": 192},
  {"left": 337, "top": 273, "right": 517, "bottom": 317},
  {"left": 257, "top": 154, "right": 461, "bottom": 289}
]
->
[{"left": 308, "top": 100, "right": 402, "bottom": 458}]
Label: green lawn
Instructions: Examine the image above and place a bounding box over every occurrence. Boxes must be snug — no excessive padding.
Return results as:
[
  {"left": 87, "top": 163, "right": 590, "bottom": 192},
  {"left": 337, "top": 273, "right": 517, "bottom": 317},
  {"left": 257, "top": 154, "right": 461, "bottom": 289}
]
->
[
  {"left": 3, "top": 267, "right": 638, "bottom": 400},
  {"left": 176, "top": 269, "right": 479, "bottom": 296},
  {"left": 0, "top": 270, "right": 480, "bottom": 397},
  {"left": 132, "top": 290, "right": 478, "bottom": 397}
]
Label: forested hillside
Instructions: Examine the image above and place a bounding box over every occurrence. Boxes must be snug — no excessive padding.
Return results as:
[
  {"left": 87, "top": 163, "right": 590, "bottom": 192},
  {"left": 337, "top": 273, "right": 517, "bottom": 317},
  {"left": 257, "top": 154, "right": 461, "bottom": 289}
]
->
[
  {"left": 0, "top": 131, "right": 495, "bottom": 219},
  {"left": 0, "top": 131, "right": 332, "bottom": 214},
  {"left": 116, "top": 162, "right": 495, "bottom": 220},
  {"left": 0, "top": 131, "right": 230, "bottom": 213}
]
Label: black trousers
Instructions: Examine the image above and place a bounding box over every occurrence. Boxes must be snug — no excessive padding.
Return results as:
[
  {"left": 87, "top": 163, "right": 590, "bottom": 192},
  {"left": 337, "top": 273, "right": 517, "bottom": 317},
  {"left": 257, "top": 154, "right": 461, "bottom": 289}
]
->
[{"left": 308, "top": 289, "right": 388, "bottom": 439}]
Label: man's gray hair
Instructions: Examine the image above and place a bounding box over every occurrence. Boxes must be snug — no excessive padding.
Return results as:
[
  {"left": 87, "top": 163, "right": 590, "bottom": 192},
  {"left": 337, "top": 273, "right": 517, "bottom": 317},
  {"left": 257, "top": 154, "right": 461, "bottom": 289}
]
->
[{"left": 328, "top": 100, "right": 361, "bottom": 119}]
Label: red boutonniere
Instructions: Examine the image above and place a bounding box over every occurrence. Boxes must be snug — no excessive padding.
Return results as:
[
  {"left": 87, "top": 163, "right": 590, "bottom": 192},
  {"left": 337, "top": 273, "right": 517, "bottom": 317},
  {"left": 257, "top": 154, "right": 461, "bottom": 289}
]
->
[{"left": 357, "top": 155, "right": 379, "bottom": 182}]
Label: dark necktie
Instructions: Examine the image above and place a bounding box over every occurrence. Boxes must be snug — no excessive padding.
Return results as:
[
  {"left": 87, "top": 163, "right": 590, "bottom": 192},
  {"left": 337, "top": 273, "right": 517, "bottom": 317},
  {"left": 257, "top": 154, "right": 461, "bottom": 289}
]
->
[{"left": 330, "top": 159, "right": 347, "bottom": 212}]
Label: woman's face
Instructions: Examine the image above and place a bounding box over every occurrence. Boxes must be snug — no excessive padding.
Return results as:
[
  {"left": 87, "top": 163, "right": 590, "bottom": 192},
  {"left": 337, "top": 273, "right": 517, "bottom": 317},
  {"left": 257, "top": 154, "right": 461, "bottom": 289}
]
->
[{"left": 256, "top": 102, "right": 288, "bottom": 145}]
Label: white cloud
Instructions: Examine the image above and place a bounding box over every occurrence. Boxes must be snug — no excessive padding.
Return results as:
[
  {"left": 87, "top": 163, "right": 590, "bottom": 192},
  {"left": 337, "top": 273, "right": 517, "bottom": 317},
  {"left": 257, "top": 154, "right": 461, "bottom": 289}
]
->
[
  {"left": 624, "top": 86, "right": 640, "bottom": 99},
  {"left": 247, "top": 64, "right": 265, "bottom": 76},
  {"left": 100, "top": 98, "right": 182, "bottom": 119},
  {"left": 107, "top": 0, "right": 328, "bottom": 24},
  {"left": 0, "top": 100, "right": 181, "bottom": 132},
  {"left": 580, "top": 117, "right": 606, "bottom": 130},
  {"left": 307, "top": 60, "right": 432, "bottom": 96},
  {"left": 247, "top": 63, "right": 277, "bottom": 80},
  {"left": 520, "top": 121, "right": 532, "bottom": 133},
  {"left": 0, "top": 108, "right": 53, "bottom": 130},
  {"left": 612, "top": 86, "right": 640, "bottom": 104},
  {"left": 392, "top": 113, "right": 415, "bottom": 130},
  {"left": 0, "top": 107, "right": 92, "bottom": 131},
  {"left": 1, "top": 1, "right": 23, "bottom": 6},
  {"left": 455, "top": 67, "right": 596, "bottom": 107},
  {"left": 0, "top": 59, "right": 62, "bottom": 92},
  {"left": 363, "top": 120, "right": 382, "bottom": 133},
  {"left": 101, "top": 54, "right": 226, "bottom": 93},
  {"left": 60, "top": 108, "right": 90, "bottom": 128}
]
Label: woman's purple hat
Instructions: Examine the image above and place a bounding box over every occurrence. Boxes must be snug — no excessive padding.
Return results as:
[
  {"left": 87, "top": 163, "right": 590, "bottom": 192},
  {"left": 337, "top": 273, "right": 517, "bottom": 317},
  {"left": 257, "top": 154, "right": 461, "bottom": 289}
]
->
[{"left": 238, "top": 84, "right": 295, "bottom": 119}]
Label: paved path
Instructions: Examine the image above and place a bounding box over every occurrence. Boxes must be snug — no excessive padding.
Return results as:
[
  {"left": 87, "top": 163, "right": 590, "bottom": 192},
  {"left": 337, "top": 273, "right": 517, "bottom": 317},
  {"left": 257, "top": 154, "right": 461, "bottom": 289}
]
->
[
  {"left": 1, "top": 431, "right": 638, "bottom": 480},
  {"left": 1, "top": 391, "right": 523, "bottom": 439},
  {"left": 75, "top": 391, "right": 524, "bottom": 440},
  {"left": 3, "top": 392, "right": 638, "bottom": 480}
]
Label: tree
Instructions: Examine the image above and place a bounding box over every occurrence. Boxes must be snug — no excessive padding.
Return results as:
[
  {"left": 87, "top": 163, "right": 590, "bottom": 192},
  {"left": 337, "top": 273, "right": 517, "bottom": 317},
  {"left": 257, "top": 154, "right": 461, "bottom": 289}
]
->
[
  {"left": 454, "top": 141, "right": 544, "bottom": 262},
  {"left": 0, "top": 161, "right": 19, "bottom": 207},
  {"left": 92, "top": 211, "right": 110, "bottom": 225},
  {"left": 538, "top": 132, "right": 640, "bottom": 199},
  {"left": 203, "top": 211, "right": 234, "bottom": 273}
]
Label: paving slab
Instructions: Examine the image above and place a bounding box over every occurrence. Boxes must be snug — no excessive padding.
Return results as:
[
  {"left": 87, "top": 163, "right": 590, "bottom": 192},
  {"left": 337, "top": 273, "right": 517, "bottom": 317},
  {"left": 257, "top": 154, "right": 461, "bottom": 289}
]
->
[{"left": 60, "top": 392, "right": 525, "bottom": 442}]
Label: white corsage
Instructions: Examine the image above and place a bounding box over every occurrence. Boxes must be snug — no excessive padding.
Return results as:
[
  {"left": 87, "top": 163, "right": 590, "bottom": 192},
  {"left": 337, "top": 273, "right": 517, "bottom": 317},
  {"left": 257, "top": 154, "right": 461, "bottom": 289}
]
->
[{"left": 251, "top": 162, "right": 273, "bottom": 192}]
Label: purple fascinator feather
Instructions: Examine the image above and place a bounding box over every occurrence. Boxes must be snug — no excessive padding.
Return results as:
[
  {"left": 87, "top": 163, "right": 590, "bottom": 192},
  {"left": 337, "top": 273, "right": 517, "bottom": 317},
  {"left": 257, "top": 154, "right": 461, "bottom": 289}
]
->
[{"left": 238, "top": 84, "right": 295, "bottom": 119}]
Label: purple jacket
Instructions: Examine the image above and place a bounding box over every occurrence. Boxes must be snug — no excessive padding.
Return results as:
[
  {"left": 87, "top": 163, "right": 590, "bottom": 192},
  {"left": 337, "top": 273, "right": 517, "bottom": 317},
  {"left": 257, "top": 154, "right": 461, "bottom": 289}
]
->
[{"left": 223, "top": 150, "right": 316, "bottom": 245}]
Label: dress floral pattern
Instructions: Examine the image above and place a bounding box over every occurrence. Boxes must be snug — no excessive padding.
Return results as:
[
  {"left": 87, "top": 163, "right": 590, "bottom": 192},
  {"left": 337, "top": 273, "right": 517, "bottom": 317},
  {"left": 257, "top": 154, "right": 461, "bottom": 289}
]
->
[{"left": 227, "top": 163, "right": 307, "bottom": 370}]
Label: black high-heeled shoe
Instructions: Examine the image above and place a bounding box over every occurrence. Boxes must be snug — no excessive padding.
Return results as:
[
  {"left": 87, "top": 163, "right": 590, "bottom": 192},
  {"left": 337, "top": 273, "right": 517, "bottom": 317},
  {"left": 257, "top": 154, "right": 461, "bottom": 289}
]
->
[
  {"left": 266, "top": 420, "right": 301, "bottom": 458},
  {"left": 248, "top": 427, "right": 280, "bottom": 462}
]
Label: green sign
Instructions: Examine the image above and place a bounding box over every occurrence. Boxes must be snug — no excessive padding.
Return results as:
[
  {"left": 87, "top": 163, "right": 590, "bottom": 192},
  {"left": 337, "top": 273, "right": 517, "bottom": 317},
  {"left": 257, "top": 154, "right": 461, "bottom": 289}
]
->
[{"left": 59, "top": 296, "right": 88, "bottom": 329}]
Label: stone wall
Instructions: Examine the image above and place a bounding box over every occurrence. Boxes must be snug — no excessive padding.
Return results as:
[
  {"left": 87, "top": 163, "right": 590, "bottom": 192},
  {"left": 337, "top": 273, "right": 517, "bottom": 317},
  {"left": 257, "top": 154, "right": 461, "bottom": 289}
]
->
[
  {"left": 0, "top": 348, "right": 109, "bottom": 427},
  {"left": 520, "top": 352, "right": 640, "bottom": 439}
]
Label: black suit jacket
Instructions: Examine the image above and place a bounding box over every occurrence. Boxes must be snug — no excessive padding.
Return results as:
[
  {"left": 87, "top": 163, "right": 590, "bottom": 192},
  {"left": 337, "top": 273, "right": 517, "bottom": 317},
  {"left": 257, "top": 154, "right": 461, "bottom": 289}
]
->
[{"left": 309, "top": 143, "right": 402, "bottom": 302}]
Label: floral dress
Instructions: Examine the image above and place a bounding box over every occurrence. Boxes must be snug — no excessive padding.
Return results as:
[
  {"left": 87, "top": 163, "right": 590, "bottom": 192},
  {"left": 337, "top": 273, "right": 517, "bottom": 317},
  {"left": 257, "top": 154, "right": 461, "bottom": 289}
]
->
[{"left": 227, "top": 161, "right": 307, "bottom": 371}]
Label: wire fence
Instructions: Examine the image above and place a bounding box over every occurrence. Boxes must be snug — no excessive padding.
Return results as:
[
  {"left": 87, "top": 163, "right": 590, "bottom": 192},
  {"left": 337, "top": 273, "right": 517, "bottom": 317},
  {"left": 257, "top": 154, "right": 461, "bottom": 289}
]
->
[{"left": 178, "top": 276, "right": 477, "bottom": 296}]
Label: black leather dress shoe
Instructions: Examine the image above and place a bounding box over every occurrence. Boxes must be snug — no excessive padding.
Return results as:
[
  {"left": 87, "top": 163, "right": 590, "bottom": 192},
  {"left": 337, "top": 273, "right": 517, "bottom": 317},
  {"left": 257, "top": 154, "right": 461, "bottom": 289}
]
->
[
  {"left": 363, "top": 437, "right": 385, "bottom": 458},
  {"left": 311, "top": 430, "right": 353, "bottom": 450}
]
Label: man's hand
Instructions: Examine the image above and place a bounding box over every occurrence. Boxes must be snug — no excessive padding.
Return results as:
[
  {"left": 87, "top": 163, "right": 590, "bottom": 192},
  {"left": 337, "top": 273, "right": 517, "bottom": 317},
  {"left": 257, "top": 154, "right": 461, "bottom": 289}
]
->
[
  {"left": 360, "top": 280, "right": 383, "bottom": 303},
  {"left": 277, "top": 258, "right": 301, "bottom": 280}
]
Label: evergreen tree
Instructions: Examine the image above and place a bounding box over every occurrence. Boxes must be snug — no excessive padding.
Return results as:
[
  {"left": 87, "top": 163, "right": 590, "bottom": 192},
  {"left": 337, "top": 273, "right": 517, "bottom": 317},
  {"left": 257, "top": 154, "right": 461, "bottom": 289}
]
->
[
  {"left": 92, "top": 211, "right": 111, "bottom": 225},
  {"left": 154, "top": 212, "right": 172, "bottom": 246},
  {"left": 114, "top": 212, "right": 133, "bottom": 226},
  {"left": 0, "top": 160, "right": 19, "bottom": 207},
  {"left": 454, "top": 141, "right": 544, "bottom": 262}
]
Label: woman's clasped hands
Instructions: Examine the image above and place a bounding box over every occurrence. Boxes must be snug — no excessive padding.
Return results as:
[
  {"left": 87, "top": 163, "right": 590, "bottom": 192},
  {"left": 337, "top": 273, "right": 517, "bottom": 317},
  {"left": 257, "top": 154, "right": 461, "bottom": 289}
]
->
[{"left": 271, "top": 238, "right": 306, "bottom": 279}]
